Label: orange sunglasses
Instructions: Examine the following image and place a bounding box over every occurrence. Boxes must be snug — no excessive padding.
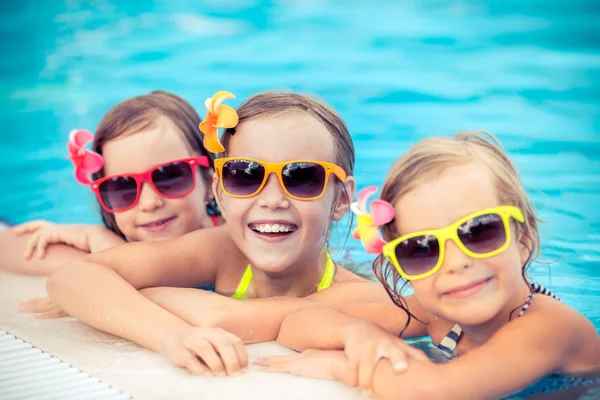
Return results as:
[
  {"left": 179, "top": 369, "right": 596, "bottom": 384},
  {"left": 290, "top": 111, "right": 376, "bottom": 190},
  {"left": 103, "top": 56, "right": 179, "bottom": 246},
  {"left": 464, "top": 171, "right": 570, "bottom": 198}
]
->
[{"left": 214, "top": 157, "right": 347, "bottom": 200}]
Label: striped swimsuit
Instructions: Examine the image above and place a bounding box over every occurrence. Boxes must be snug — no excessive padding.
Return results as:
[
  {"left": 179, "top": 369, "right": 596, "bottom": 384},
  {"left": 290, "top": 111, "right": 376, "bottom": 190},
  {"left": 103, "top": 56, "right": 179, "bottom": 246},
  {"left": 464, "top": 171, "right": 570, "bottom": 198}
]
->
[{"left": 436, "top": 282, "right": 559, "bottom": 358}]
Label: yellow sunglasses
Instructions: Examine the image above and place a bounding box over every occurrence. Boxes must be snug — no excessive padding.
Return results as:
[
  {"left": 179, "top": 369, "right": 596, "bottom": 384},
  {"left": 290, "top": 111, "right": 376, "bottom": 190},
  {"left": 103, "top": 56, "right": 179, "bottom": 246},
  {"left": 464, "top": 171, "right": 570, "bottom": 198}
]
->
[
  {"left": 214, "top": 157, "right": 347, "bottom": 201},
  {"left": 382, "top": 206, "right": 524, "bottom": 280}
]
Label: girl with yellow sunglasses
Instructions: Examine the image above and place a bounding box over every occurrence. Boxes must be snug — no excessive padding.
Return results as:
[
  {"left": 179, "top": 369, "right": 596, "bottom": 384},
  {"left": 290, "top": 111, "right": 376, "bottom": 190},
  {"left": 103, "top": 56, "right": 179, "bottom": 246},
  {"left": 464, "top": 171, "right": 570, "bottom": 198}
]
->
[{"left": 259, "top": 131, "right": 600, "bottom": 399}]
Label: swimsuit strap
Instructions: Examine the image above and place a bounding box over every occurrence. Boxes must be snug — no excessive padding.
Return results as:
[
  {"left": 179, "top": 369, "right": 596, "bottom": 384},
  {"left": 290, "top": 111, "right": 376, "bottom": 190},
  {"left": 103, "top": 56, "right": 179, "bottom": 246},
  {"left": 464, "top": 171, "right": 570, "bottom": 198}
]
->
[
  {"left": 517, "top": 291, "right": 535, "bottom": 317},
  {"left": 529, "top": 282, "right": 560, "bottom": 301},
  {"left": 210, "top": 215, "right": 220, "bottom": 227},
  {"left": 437, "top": 324, "right": 463, "bottom": 359},
  {"left": 435, "top": 281, "right": 561, "bottom": 358},
  {"left": 517, "top": 282, "right": 561, "bottom": 317},
  {"left": 317, "top": 251, "right": 335, "bottom": 291},
  {"left": 232, "top": 264, "right": 253, "bottom": 300},
  {"left": 232, "top": 250, "right": 335, "bottom": 300}
]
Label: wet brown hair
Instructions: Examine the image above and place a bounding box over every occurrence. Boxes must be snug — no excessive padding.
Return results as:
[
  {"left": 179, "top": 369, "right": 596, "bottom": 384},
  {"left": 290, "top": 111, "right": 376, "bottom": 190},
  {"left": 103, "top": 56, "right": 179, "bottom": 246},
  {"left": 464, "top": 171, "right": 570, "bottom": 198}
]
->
[
  {"left": 90, "top": 91, "right": 218, "bottom": 238},
  {"left": 221, "top": 91, "right": 356, "bottom": 247}
]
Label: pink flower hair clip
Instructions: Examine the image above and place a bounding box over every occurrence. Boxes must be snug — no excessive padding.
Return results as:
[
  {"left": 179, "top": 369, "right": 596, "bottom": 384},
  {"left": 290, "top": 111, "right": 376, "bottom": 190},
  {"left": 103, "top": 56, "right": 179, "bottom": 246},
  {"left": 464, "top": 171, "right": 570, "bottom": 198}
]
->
[
  {"left": 350, "top": 186, "right": 395, "bottom": 254},
  {"left": 67, "top": 129, "right": 104, "bottom": 185}
]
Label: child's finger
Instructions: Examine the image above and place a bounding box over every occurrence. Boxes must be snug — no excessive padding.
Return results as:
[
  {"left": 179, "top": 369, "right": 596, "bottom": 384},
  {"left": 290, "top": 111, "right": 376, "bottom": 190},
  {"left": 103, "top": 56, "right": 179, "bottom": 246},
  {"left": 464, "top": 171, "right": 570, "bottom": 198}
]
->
[
  {"left": 19, "top": 296, "right": 56, "bottom": 313},
  {"left": 254, "top": 354, "right": 298, "bottom": 367},
  {"left": 14, "top": 221, "right": 45, "bottom": 235},
  {"left": 224, "top": 331, "right": 248, "bottom": 370},
  {"left": 383, "top": 345, "right": 408, "bottom": 372},
  {"left": 23, "top": 231, "right": 42, "bottom": 259},
  {"left": 183, "top": 352, "right": 210, "bottom": 376},
  {"left": 209, "top": 334, "right": 243, "bottom": 375},
  {"left": 35, "top": 234, "right": 53, "bottom": 259},
  {"left": 357, "top": 353, "right": 378, "bottom": 391},
  {"left": 254, "top": 357, "right": 293, "bottom": 373},
  {"left": 190, "top": 340, "right": 225, "bottom": 375},
  {"left": 34, "top": 307, "right": 68, "bottom": 319}
]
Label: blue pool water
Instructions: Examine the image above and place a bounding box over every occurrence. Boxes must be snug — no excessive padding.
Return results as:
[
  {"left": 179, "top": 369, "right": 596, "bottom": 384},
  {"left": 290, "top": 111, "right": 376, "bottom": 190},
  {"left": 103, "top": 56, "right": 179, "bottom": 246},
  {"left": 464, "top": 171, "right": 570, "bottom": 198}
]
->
[{"left": 0, "top": 0, "right": 598, "bottom": 346}]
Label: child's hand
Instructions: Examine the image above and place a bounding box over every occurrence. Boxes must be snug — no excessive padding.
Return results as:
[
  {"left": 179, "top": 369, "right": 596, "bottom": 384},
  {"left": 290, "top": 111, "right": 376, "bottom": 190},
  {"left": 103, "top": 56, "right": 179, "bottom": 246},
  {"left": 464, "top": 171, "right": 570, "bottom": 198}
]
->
[
  {"left": 161, "top": 326, "right": 248, "bottom": 376},
  {"left": 344, "top": 320, "right": 429, "bottom": 391},
  {"left": 255, "top": 350, "right": 357, "bottom": 386},
  {"left": 14, "top": 221, "right": 91, "bottom": 259},
  {"left": 19, "top": 296, "right": 68, "bottom": 319}
]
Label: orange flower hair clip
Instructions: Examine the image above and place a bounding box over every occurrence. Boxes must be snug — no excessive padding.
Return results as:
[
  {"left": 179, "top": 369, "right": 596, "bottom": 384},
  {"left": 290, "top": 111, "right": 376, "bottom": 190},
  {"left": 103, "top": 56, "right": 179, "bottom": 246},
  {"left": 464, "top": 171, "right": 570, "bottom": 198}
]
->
[{"left": 199, "top": 90, "right": 239, "bottom": 153}]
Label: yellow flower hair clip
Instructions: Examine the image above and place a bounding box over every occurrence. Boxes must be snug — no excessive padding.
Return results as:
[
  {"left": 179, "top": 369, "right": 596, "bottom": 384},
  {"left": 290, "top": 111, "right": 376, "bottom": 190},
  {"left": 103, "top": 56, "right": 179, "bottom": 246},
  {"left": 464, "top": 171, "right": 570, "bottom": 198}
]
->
[
  {"left": 351, "top": 186, "right": 395, "bottom": 254},
  {"left": 199, "top": 90, "right": 239, "bottom": 153}
]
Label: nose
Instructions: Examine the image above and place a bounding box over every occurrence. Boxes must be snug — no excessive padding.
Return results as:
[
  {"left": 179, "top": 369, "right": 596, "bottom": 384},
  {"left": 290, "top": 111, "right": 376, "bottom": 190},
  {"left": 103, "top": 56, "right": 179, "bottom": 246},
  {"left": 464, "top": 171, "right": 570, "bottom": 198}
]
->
[
  {"left": 439, "top": 239, "right": 472, "bottom": 275},
  {"left": 257, "top": 173, "right": 290, "bottom": 210},
  {"left": 137, "top": 182, "right": 164, "bottom": 212}
]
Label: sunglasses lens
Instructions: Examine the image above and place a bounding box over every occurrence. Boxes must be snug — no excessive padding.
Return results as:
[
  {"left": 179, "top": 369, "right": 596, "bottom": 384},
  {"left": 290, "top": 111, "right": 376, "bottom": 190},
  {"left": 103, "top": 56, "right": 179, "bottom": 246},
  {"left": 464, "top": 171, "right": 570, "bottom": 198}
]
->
[
  {"left": 222, "top": 160, "right": 265, "bottom": 196},
  {"left": 458, "top": 213, "right": 506, "bottom": 254},
  {"left": 395, "top": 235, "right": 440, "bottom": 277},
  {"left": 152, "top": 162, "right": 195, "bottom": 197},
  {"left": 281, "top": 162, "right": 326, "bottom": 198},
  {"left": 98, "top": 176, "right": 138, "bottom": 212}
]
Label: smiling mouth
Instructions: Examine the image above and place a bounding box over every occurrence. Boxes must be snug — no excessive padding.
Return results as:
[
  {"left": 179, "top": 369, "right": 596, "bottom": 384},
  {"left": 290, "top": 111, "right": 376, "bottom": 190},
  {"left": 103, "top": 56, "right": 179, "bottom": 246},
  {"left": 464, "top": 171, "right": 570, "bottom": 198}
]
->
[
  {"left": 139, "top": 217, "right": 176, "bottom": 228},
  {"left": 248, "top": 222, "right": 298, "bottom": 236},
  {"left": 443, "top": 277, "right": 493, "bottom": 299}
]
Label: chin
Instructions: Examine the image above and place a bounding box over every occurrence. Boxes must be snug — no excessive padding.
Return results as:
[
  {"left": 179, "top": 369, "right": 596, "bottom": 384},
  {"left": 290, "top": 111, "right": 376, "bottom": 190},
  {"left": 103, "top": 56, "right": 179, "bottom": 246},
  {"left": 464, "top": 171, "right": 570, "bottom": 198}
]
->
[
  {"left": 248, "top": 253, "right": 295, "bottom": 274},
  {"left": 448, "top": 303, "right": 503, "bottom": 326}
]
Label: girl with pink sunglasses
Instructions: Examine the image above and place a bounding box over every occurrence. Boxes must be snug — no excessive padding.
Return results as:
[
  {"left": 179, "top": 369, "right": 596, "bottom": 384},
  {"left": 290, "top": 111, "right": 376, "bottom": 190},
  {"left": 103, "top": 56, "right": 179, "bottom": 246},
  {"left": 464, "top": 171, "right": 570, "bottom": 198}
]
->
[{"left": 1, "top": 91, "right": 224, "bottom": 277}]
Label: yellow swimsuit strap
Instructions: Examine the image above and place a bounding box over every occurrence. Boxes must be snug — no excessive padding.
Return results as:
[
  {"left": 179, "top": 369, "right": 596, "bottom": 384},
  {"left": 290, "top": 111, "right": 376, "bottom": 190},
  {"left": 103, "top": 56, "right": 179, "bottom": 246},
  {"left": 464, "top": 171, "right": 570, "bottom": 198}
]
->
[{"left": 232, "top": 251, "right": 335, "bottom": 300}]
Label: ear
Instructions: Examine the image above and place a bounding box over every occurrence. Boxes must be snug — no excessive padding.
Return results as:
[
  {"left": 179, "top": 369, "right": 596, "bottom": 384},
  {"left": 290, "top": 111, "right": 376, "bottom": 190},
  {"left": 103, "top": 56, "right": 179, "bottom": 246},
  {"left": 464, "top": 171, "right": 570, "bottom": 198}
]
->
[
  {"left": 332, "top": 176, "right": 356, "bottom": 222},
  {"left": 212, "top": 172, "right": 227, "bottom": 219},
  {"left": 518, "top": 232, "right": 533, "bottom": 266},
  {"left": 203, "top": 169, "right": 216, "bottom": 203}
]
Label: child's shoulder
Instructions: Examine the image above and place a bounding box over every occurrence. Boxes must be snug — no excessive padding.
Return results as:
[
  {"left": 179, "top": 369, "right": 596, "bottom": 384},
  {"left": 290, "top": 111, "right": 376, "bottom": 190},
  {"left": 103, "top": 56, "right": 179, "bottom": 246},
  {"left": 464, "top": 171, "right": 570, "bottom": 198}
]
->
[
  {"left": 333, "top": 266, "right": 371, "bottom": 283},
  {"left": 178, "top": 225, "right": 245, "bottom": 266},
  {"left": 526, "top": 293, "right": 596, "bottom": 335},
  {"left": 523, "top": 295, "right": 600, "bottom": 373}
]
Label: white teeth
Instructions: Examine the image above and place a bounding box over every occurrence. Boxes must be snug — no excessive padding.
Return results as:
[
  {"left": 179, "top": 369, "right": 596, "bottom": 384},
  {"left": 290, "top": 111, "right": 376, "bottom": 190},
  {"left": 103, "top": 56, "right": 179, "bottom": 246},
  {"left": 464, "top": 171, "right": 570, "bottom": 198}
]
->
[{"left": 250, "top": 223, "right": 295, "bottom": 233}]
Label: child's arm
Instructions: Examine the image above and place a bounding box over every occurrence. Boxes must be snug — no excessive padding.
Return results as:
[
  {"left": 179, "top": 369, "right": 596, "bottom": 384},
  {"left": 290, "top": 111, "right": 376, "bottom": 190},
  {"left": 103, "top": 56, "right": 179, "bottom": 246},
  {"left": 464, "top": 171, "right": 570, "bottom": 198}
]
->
[
  {"left": 368, "top": 303, "right": 600, "bottom": 400},
  {"left": 14, "top": 220, "right": 125, "bottom": 258},
  {"left": 47, "top": 226, "right": 246, "bottom": 372},
  {"left": 274, "top": 300, "right": 431, "bottom": 390},
  {"left": 141, "top": 280, "right": 402, "bottom": 343},
  {"left": 261, "top": 304, "right": 600, "bottom": 399},
  {"left": 276, "top": 295, "right": 430, "bottom": 350},
  {"left": 0, "top": 226, "right": 100, "bottom": 276},
  {"left": 142, "top": 287, "right": 320, "bottom": 343}
]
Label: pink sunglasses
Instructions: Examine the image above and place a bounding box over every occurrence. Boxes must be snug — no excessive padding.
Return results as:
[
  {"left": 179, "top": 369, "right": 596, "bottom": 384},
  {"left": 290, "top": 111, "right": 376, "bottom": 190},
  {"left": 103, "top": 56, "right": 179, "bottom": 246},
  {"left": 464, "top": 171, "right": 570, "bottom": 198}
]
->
[{"left": 90, "top": 157, "right": 210, "bottom": 213}]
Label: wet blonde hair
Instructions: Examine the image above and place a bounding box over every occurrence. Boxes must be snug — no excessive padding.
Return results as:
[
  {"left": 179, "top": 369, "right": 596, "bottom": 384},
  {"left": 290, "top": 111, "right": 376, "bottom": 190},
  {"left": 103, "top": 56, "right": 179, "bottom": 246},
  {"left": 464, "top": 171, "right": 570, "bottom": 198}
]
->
[
  {"left": 221, "top": 91, "right": 354, "bottom": 174},
  {"left": 373, "top": 131, "right": 541, "bottom": 328}
]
